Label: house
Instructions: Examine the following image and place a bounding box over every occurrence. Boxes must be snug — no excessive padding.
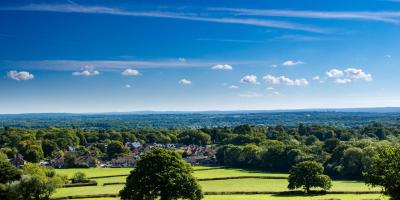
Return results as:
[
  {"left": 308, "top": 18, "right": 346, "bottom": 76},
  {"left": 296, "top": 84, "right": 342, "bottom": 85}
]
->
[
  {"left": 184, "top": 155, "right": 217, "bottom": 166},
  {"left": 78, "top": 155, "right": 99, "bottom": 168},
  {"left": 110, "top": 154, "right": 136, "bottom": 167},
  {"left": 10, "top": 154, "right": 26, "bottom": 167},
  {"left": 50, "top": 154, "right": 65, "bottom": 168}
]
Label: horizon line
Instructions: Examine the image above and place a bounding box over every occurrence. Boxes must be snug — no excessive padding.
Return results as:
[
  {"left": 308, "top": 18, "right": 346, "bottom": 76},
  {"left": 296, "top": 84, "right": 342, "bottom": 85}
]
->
[{"left": 1, "top": 106, "right": 400, "bottom": 115}]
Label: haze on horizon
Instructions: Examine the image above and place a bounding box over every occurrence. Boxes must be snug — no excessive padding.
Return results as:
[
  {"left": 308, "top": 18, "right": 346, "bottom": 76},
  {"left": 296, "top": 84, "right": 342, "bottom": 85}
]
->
[{"left": 1, "top": 0, "right": 400, "bottom": 114}]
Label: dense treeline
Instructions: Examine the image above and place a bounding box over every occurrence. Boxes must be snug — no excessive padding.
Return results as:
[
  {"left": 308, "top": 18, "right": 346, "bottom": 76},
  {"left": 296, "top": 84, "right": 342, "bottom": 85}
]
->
[
  {"left": 1, "top": 123, "right": 400, "bottom": 180},
  {"left": 1, "top": 112, "right": 400, "bottom": 129}
]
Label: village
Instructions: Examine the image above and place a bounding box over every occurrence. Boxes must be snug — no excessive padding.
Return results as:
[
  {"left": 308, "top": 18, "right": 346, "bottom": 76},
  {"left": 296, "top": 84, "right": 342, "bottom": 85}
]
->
[{"left": 9, "top": 142, "right": 217, "bottom": 168}]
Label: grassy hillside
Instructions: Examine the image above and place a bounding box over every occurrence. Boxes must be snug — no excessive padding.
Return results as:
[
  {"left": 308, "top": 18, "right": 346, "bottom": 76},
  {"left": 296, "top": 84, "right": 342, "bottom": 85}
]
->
[{"left": 53, "top": 166, "right": 386, "bottom": 200}]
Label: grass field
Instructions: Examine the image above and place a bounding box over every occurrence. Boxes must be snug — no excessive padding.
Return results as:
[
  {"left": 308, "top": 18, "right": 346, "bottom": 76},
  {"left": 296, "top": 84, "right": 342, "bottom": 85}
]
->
[
  {"left": 53, "top": 166, "right": 386, "bottom": 200},
  {"left": 76, "top": 194, "right": 388, "bottom": 200}
]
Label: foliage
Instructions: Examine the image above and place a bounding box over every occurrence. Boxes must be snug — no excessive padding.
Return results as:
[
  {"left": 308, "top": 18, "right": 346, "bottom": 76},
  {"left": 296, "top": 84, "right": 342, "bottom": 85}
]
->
[
  {"left": 107, "top": 141, "right": 127, "bottom": 159},
  {"left": 0, "top": 152, "right": 21, "bottom": 184},
  {"left": 9, "top": 163, "right": 67, "bottom": 200},
  {"left": 71, "top": 172, "right": 90, "bottom": 183},
  {"left": 288, "top": 161, "right": 332, "bottom": 193},
  {"left": 0, "top": 152, "right": 21, "bottom": 200},
  {"left": 364, "top": 145, "right": 400, "bottom": 200},
  {"left": 120, "top": 148, "right": 203, "bottom": 200}
]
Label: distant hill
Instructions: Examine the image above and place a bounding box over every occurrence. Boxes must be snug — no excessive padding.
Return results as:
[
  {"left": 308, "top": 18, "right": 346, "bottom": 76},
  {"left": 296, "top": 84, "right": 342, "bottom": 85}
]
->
[{"left": 1, "top": 107, "right": 400, "bottom": 129}]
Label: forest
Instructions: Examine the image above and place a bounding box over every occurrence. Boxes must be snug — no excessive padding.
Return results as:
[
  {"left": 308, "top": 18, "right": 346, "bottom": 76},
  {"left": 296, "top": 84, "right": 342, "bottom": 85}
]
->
[
  {"left": 1, "top": 122, "right": 399, "bottom": 180},
  {"left": 1, "top": 111, "right": 400, "bottom": 128}
]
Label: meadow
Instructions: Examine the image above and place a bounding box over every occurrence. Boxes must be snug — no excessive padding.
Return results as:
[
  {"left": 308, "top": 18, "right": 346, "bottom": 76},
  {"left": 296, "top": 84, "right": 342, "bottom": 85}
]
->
[{"left": 53, "top": 166, "right": 387, "bottom": 200}]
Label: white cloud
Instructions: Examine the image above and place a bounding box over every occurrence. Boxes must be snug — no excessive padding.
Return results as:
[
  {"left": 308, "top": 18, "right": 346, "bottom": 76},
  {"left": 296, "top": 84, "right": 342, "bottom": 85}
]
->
[
  {"left": 335, "top": 78, "right": 352, "bottom": 84},
  {"left": 344, "top": 68, "right": 372, "bottom": 81},
  {"left": 240, "top": 74, "right": 258, "bottom": 84},
  {"left": 238, "top": 92, "right": 262, "bottom": 98},
  {"left": 125, "top": 84, "right": 131, "bottom": 88},
  {"left": 270, "top": 91, "right": 282, "bottom": 96},
  {"left": 7, "top": 70, "right": 34, "bottom": 81},
  {"left": 228, "top": 85, "right": 239, "bottom": 89},
  {"left": 121, "top": 69, "right": 140, "bottom": 76},
  {"left": 326, "top": 68, "right": 372, "bottom": 84},
  {"left": 326, "top": 69, "right": 344, "bottom": 78},
  {"left": 312, "top": 76, "right": 320, "bottom": 80},
  {"left": 178, "top": 58, "right": 186, "bottom": 62},
  {"left": 263, "top": 75, "right": 309, "bottom": 86},
  {"left": 266, "top": 87, "right": 275, "bottom": 90},
  {"left": 72, "top": 69, "right": 99, "bottom": 76},
  {"left": 271, "top": 64, "right": 278, "bottom": 68},
  {"left": 178, "top": 79, "right": 192, "bottom": 85},
  {"left": 282, "top": 60, "right": 304, "bottom": 66},
  {"left": 212, "top": 64, "right": 233, "bottom": 70}
]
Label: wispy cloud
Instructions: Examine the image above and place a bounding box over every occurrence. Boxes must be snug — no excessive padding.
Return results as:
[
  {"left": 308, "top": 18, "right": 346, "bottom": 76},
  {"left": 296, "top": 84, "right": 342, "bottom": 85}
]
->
[
  {"left": 0, "top": 3, "right": 326, "bottom": 33},
  {"left": 211, "top": 8, "right": 400, "bottom": 24},
  {"left": 273, "top": 34, "right": 325, "bottom": 42},
  {"left": 238, "top": 91, "right": 262, "bottom": 98},
  {"left": 282, "top": 60, "right": 304, "bottom": 66},
  {"left": 196, "top": 38, "right": 265, "bottom": 43},
  {"left": 1, "top": 59, "right": 249, "bottom": 71}
]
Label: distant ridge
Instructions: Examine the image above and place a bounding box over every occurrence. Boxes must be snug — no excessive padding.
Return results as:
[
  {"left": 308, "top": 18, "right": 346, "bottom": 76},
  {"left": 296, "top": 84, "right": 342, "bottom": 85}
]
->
[{"left": 1, "top": 107, "right": 400, "bottom": 115}]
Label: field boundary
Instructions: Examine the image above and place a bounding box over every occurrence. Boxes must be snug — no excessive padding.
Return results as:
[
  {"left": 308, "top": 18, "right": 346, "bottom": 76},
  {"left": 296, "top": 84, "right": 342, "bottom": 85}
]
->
[
  {"left": 51, "top": 190, "right": 382, "bottom": 199},
  {"left": 91, "top": 174, "right": 287, "bottom": 181},
  {"left": 51, "top": 194, "right": 118, "bottom": 200},
  {"left": 101, "top": 176, "right": 288, "bottom": 186},
  {"left": 198, "top": 176, "right": 287, "bottom": 180},
  {"left": 63, "top": 181, "right": 98, "bottom": 188},
  {"left": 88, "top": 174, "right": 129, "bottom": 179}
]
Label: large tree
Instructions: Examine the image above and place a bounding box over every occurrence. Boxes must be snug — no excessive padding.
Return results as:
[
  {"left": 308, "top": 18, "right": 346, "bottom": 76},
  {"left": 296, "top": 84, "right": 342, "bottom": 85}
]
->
[
  {"left": 364, "top": 145, "right": 400, "bottom": 200},
  {"left": 288, "top": 161, "right": 332, "bottom": 193},
  {"left": 10, "top": 163, "right": 66, "bottom": 200},
  {"left": 107, "top": 141, "right": 127, "bottom": 159},
  {"left": 120, "top": 148, "right": 203, "bottom": 200},
  {"left": 0, "top": 153, "right": 21, "bottom": 200}
]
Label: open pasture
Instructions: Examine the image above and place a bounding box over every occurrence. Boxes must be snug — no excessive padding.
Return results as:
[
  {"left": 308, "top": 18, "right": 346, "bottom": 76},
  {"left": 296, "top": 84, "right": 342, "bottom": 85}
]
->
[{"left": 53, "top": 166, "right": 385, "bottom": 200}]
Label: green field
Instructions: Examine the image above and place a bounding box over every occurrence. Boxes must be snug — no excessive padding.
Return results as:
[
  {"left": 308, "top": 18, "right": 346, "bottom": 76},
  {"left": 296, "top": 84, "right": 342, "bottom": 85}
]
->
[{"left": 53, "top": 166, "right": 386, "bottom": 200}]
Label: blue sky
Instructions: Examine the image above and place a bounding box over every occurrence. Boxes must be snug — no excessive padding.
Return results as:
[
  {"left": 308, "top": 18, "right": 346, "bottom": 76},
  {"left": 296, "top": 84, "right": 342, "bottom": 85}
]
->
[{"left": 1, "top": 0, "right": 400, "bottom": 113}]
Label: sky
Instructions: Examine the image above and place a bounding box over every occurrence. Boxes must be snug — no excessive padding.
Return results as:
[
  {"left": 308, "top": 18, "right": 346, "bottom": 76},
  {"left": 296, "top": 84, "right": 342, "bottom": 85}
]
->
[{"left": 1, "top": 0, "right": 400, "bottom": 114}]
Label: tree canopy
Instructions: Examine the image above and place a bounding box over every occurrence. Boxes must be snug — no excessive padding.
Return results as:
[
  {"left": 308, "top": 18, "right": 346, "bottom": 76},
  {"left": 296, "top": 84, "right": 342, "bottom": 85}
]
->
[
  {"left": 364, "top": 145, "right": 400, "bottom": 200},
  {"left": 120, "top": 148, "right": 203, "bottom": 200},
  {"left": 288, "top": 161, "right": 332, "bottom": 193}
]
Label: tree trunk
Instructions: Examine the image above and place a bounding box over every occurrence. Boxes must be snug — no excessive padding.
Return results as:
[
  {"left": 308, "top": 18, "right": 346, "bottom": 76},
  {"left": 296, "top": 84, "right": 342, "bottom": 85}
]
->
[{"left": 306, "top": 183, "right": 310, "bottom": 194}]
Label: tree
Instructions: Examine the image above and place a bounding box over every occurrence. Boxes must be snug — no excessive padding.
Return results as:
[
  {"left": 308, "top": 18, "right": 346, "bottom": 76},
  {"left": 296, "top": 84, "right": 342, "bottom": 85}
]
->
[
  {"left": 107, "top": 141, "right": 127, "bottom": 159},
  {"left": 364, "top": 145, "right": 400, "bottom": 200},
  {"left": 340, "top": 147, "right": 364, "bottom": 179},
  {"left": 120, "top": 148, "right": 203, "bottom": 200},
  {"left": 0, "top": 153, "right": 21, "bottom": 200},
  {"left": 178, "top": 130, "right": 211, "bottom": 146},
  {"left": 71, "top": 172, "right": 89, "bottom": 183},
  {"left": 288, "top": 161, "right": 332, "bottom": 193},
  {"left": 10, "top": 163, "right": 66, "bottom": 200},
  {"left": 0, "top": 152, "right": 21, "bottom": 184},
  {"left": 323, "top": 138, "right": 340, "bottom": 153}
]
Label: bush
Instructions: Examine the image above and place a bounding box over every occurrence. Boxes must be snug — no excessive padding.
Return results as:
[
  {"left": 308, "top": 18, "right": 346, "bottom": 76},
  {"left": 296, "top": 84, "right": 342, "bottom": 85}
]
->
[{"left": 71, "top": 172, "right": 90, "bottom": 184}]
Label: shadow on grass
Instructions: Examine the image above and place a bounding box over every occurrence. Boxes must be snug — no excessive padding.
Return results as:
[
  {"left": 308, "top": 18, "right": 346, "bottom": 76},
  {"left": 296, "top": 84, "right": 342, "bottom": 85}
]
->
[{"left": 272, "top": 190, "right": 327, "bottom": 197}]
